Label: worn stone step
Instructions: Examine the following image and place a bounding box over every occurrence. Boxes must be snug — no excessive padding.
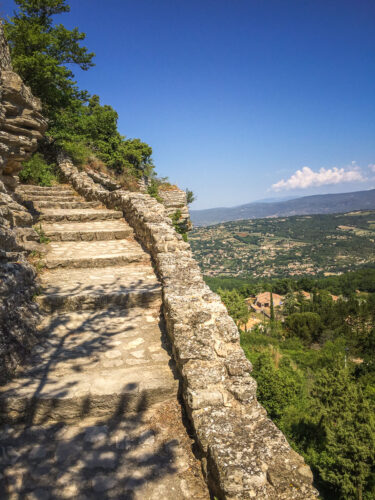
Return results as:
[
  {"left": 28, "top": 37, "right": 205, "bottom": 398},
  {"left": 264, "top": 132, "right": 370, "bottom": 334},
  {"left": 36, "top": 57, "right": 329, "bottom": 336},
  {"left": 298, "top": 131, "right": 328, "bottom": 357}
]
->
[
  {"left": 39, "top": 209, "right": 123, "bottom": 223},
  {"left": 37, "top": 265, "right": 161, "bottom": 312},
  {"left": 21, "top": 194, "right": 80, "bottom": 202},
  {"left": 0, "top": 401, "right": 209, "bottom": 499},
  {"left": 43, "top": 240, "right": 149, "bottom": 269},
  {"left": 18, "top": 184, "right": 72, "bottom": 192},
  {"left": 33, "top": 200, "right": 102, "bottom": 209},
  {"left": 41, "top": 220, "right": 133, "bottom": 241},
  {"left": 0, "top": 305, "right": 175, "bottom": 423},
  {"left": 0, "top": 307, "right": 177, "bottom": 424},
  {"left": 19, "top": 189, "right": 75, "bottom": 197}
]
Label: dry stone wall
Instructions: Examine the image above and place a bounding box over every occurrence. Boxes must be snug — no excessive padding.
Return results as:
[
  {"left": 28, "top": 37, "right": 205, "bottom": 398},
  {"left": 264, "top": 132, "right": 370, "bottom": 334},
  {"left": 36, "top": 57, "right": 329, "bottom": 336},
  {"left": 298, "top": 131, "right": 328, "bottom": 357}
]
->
[
  {"left": 158, "top": 186, "right": 191, "bottom": 230},
  {"left": 58, "top": 155, "right": 318, "bottom": 500}
]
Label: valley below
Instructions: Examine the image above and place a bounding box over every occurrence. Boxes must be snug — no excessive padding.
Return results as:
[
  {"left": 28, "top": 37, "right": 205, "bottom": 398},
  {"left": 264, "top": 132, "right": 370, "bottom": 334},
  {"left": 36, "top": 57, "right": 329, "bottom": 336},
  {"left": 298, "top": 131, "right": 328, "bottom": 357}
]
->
[{"left": 190, "top": 210, "right": 375, "bottom": 279}]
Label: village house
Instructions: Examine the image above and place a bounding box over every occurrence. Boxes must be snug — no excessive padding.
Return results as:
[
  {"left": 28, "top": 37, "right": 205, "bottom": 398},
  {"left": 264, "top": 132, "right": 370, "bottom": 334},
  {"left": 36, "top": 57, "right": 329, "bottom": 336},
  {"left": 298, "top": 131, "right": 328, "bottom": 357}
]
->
[{"left": 255, "top": 292, "right": 283, "bottom": 308}]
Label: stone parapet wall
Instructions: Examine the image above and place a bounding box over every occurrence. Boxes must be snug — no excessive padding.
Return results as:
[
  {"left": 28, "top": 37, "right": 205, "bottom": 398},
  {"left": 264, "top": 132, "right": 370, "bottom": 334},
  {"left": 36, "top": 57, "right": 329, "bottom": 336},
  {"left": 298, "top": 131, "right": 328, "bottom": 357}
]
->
[
  {"left": 58, "top": 155, "right": 318, "bottom": 499},
  {"left": 85, "top": 167, "right": 121, "bottom": 191},
  {"left": 158, "top": 186, "right": 191, "bottom": 230}
]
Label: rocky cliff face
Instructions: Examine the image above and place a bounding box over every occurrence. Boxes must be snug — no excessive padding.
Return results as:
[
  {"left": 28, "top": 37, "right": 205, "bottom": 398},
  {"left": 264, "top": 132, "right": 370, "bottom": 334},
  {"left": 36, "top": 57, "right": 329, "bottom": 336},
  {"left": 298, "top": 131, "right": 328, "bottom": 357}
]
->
[
  {"left": 0, "top": 23, "right": 45, "bottom": 382},
  {"left": 0, "top": 23, "right": 47, "bottom": 177}
]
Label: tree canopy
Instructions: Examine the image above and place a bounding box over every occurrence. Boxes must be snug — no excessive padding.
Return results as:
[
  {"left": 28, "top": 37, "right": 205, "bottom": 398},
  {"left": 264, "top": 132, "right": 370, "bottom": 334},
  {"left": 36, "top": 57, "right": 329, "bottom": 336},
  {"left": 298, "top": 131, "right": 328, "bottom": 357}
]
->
[{"left": 4, "top": 0, "right": 155, "bottom": 181}]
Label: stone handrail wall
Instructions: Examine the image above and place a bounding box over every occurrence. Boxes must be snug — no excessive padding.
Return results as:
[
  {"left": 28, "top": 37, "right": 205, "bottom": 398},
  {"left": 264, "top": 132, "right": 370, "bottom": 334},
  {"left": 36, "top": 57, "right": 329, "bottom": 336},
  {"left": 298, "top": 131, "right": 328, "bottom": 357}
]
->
[
  {"left": 158, "top": 186, "right": 191, "bottom": 230},
  {"left": 58, "top": 155, "right": 317, "bottom": 499},
  {"left": 85, "top": 167, "right": 121, "bottom": 191}
]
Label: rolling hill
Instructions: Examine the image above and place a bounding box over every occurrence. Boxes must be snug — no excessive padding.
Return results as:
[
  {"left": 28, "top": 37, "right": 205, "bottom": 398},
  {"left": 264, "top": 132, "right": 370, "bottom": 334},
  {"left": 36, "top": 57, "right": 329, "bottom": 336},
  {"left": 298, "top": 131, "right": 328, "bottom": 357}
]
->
[{"left": 190, "top": 189, "right": 375, "bottom": 226}]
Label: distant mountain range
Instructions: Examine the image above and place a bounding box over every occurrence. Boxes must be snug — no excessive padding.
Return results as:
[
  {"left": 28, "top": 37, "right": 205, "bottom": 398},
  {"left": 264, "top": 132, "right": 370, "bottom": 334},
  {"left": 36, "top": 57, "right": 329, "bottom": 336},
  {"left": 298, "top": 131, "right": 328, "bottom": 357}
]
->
[{"left": 190, "top": 189, "right": 375, "bottom": 226}]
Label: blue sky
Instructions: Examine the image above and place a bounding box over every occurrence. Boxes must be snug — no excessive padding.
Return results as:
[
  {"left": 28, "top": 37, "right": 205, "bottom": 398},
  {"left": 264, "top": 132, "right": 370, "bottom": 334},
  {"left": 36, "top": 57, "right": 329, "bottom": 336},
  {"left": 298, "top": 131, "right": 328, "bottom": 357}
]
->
[{"left": 1, "top": 0, "right": 374, "bottom": 208}]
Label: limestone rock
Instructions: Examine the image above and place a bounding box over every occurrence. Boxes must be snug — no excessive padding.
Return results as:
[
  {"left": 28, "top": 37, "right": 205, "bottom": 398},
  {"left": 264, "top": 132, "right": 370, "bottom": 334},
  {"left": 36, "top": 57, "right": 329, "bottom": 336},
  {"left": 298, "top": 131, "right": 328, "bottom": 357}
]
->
[
  {"left": 0, "top": 24, "right": 47, "bottom": 176},
  {"left": 158, "top": 186, "right": 192, "bottom": 231}
]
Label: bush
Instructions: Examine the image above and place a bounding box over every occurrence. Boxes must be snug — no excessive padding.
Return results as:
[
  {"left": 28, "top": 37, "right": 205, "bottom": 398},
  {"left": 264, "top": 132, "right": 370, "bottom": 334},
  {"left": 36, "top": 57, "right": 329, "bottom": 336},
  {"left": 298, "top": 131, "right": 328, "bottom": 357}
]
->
[
  {"left": 147, "top": 178, "right": 162, "bottom": 202},
  {"left": 186, "top": 188, "right": 196, "bottom": 204},
  {"left": 285, "top": 312, "right": 322, "bottom": 345},
  {"left": 60, "top": 140, "right": 91, "bottom": 166},
  {"left": 19, "top": 153, "right": 56, "bottom": 186}
]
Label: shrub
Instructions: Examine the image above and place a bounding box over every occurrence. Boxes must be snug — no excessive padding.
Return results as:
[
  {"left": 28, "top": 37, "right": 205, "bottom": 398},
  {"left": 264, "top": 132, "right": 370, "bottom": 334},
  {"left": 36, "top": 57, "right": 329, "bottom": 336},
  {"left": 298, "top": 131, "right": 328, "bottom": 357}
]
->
[
  {"left": 19, "top": 153, "right": 55, "bottom": 186},
  {"left": 285, "top": 312, "right": 322, "bottom": 345},
  {"left": 147, "top": 178, "right": 163, "bottom": 202},
  {"left": 186, "top": 188, "right": 196, "bottom": 204},
  {"left": 60, "top": 140, "right": 91, "bottom": 166}
]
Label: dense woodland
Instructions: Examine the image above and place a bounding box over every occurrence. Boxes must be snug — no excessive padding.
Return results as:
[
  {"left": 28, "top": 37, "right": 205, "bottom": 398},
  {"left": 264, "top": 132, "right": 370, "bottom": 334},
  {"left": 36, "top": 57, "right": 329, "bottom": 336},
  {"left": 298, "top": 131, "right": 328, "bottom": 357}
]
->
[{"left": 213, "top": 269, "right": 375, "bottom": 499}]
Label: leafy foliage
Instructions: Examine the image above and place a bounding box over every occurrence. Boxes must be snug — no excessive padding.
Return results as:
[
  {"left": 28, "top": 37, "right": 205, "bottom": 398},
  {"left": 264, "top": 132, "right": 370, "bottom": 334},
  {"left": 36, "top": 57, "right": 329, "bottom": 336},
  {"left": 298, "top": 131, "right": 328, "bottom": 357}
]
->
[
  {"left": 204, "top": 267, "right": 375, "bottom": 297},
  {"left": 186, "top": 188, "right": 196, "bottom": 205},
  {"left": 5, "top": 0, "right": 155, "bottom": 182},
  {"left": 285, "top": 312, "right": 322, "bottom": 344},
  {"left": 147, "top": 178, "right": 163, "bottom": 202},
  {"left": 4, "top": 0, "right": 94, "bottom": 119},
  {"left": 230, "top": 271, "right": 375, "bottom": 499},
  {"left": 169, "top": 209, "right": 188, "bottom": 242},
  {"left": 18, "top": 153, "right": 56, "bottom": 185},
  {"left": 217, "top": 288, "right": 249, "bottom": 326}
]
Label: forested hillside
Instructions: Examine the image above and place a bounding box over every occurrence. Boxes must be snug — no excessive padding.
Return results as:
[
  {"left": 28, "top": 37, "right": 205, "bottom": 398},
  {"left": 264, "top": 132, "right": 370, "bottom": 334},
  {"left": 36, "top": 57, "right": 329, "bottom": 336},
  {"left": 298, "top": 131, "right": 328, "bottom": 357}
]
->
[
  {"left": 190, "top": 210, "right": 375, "bottom": 278},
  {"left": 212, "top": 269, "right": 375, "bottom": 499}
]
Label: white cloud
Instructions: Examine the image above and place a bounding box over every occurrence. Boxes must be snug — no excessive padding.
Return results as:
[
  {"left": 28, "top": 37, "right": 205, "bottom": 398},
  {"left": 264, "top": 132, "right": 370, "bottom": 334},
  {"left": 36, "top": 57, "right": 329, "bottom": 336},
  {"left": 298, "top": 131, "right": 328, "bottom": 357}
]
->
[
  {"left": 271, "top": 165, "right": 365, "bottom": 192},
  {"left": 368, "top": 164, "right": 375, "bottom": 173}
]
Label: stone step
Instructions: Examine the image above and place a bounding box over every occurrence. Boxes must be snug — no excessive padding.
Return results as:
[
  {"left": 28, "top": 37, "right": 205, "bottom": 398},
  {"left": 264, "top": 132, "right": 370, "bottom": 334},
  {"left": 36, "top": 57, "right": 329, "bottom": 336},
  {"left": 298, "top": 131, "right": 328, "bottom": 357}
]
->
[
  {"left": 0, "top": 404, "right": 209, "bottom": 499},
  {"left": 37, "top": 265, "right": 161, "bottom": 312},
  {"left": 22, "top": 194, "right": 80, "bottom": 202},
  {"left": 41, "top": 220, "right": 133, "bottom": 241},
  {"left": 18, "top": 184, "right": 72, "bottom": 192},
  {"left": 43, "top": 240, "right": 149, "bottom": 269},
  {"left": 33, "top": 200, "right": 102, "bottom": 210},
  {"left": 39, "top": 209, "right": 123, "bottom": 223},
  {"left": 19, "top": 189, "right": 75, "bottom": 197},
  {"left": 0, "top": 307, "right": 177, "bottom": 424}
]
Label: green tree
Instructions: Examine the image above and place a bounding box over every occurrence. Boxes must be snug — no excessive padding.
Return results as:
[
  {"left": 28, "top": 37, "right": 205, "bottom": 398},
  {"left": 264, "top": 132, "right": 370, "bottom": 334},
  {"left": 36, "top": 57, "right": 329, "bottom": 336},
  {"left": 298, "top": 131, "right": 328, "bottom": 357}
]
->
[
  {"left": 285, "top": 311, "right": 322, "bottom": 344},
  {"left": 305, "top": 368, "right": 375, "bottom": 499},
  {"left": 5, "top": 1, "right": 156, "bottom": 180},
  {"left": 218, "top": 288, "right": 249, "bottom": 328},
  {"left": 270, "top": 291, "right": 275, "bottom": 322},
  {"left": 4, "top": 0, "right": 94, "bottom": 120},
  {"left": 283, "top": 291, "right": 299, "bottom": 316},
  {"left": 186, "top": 189, "right": 196, "bottom": 205},
  {"left": 252, "top": 353, "right": 304, "bottom": 427}
]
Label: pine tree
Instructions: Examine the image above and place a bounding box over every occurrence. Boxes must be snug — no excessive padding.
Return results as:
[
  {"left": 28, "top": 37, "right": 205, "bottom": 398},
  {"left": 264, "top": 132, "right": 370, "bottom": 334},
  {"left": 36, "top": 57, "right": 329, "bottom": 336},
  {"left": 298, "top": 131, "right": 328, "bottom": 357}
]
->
[
  {"left": 5, "top": 0, "right": 95, "bottom": 120},
  {"left": 306, "top": 367, "right": 375, "bottom": 499},
  {"left": 270, "top": 291, "right": 275, "bottom": 322}
]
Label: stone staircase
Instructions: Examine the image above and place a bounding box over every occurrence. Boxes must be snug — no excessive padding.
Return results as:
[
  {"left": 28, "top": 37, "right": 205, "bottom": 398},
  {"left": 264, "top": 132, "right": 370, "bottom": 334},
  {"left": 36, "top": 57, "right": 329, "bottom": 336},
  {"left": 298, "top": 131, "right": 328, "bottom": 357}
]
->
[{"left": 0, "top": 185, "right": 209, "bottom": 499}]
